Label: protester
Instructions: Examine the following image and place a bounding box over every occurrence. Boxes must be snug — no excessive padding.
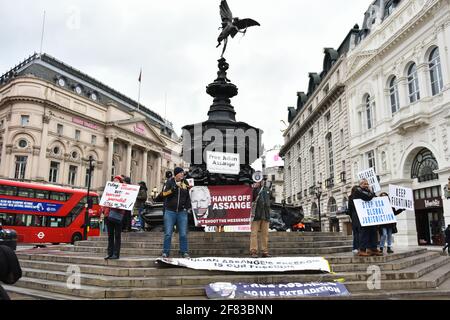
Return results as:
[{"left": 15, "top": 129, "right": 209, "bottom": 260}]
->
[
  {"left": 135, "top": 181, "right": 148, "bottom": 231},
  {"left": 0, "top": 245, "right": 22, "bottom": 300},
  {"left": 353, "top": 179, "right": 382, "bottom": 257},
  {"left": 443, "top": 225, "right": 450, "bottom": 255},
  {"left": 378, "top": 192, "right": 405, "bottom": 254},
  {"left": 161, "top": 167, "right": 192, "bottom": 258},
  {"left": 250, "top": 179, "right": 272, "bottom": 258},
  {"left": 104, "top": 175, "right": 126, "bottom": 260},
  {"left": 347, "top": 186, "right": 360, "bottom": 255},
  {"left": 121, "top": 175, "right": 133, "bottom": 232}
]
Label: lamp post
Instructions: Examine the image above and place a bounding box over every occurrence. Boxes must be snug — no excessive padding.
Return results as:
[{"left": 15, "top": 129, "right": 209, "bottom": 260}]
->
[
  {"left": 315, "top": 182, "right": 323, "bottom": 232},
  {"left": 83, "top": 156, "right": 94, "bottom": 241}
]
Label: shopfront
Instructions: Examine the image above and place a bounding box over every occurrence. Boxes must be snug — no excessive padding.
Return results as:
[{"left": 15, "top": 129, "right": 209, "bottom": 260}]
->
[{"left": 414, "top": 186, "right": 445, "bottom": 246}]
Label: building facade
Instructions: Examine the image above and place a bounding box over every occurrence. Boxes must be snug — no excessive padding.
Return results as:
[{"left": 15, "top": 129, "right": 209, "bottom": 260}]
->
[
  {"left": 280, "top": 42, "right": 356, "bottom": 233},
  {"left": 0, "top": 53, "right": 184, "bottom": 192},
  {"left": 346, "top": 0, "right": 450, "bottom": 246}
]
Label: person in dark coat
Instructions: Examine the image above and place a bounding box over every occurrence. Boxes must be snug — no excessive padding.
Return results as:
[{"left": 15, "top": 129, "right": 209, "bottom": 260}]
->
[
  {"left": 443, "top": 225, "right": 450, "bottom": 255},
  {"left": 378, "top": 192, "right": 405, "bottom": 254},
  {"left": 347, "top": 186, "right": 360, "bottom": 254},
  {"left": 353, "top": 179, "right": 382, "bottom": 257},
  {"left": 0, "top": 245, "right": 22, "bottom": 300},
  {"left": 250, "top": 180, "right": 272, "bottom": 258},
  {"left": 135, "top": 182, "right": 148, "bottom": 231}
]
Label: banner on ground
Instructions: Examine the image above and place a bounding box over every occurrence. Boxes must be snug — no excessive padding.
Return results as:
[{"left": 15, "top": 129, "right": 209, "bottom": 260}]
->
[
  {"left": 99, "top": 182, "right": 140, "bottom": 211},
  {"left": 205, "top": 282, "right": 350, "bottom": 299},
  {"left": 354, "top": 196, "right": 396, "bottom": 227},
  {"left": 156, "top": 257, "right": 331, "bottom": 273},
  {"left": 206, "top": 151, "right": 240, "bottom": 175},
  {"left": 357, "top": 168, "right": 381, "bottom": 193},
  {"left": 190, "top": 185, "right": 253, "bottom": 227},
  {"left": 389, "top": 185, "right": 414, "bottom": 210}
]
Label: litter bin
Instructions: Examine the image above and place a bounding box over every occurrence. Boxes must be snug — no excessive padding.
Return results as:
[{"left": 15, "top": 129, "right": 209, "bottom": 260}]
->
[{"left": 0, "top": 228, "right": 17, "bottom": 251}]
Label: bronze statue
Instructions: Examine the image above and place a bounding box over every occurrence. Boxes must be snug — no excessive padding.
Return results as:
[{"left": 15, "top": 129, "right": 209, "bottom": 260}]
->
[{"left": 216, "top": 0, "right": 260, "bottom": 58}]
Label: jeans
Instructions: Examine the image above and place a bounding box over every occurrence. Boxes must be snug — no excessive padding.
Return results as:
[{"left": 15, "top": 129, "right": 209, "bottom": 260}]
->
[
  {"left": 379, "top": 227, "right": 393, "bottom": 249},
  {"left": 106, "top": 218, "right": 122, "bottom": 257},
  {"left": 352, "top": 225, "right": 360, "bottom": 250},
  {"left": 163, "top": 210, "right": 188, "bottom": 255},
  {"left": 138, "top": 208, "right": 146, "bottom": 231},
  {"left": 360, "top": 226, "right": 377, "bottom": 251}
]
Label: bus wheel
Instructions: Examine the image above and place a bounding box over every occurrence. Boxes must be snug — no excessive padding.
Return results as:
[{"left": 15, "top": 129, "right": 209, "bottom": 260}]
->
[{"left": 71, "top": 233, "right": 83, "bottom": 244}]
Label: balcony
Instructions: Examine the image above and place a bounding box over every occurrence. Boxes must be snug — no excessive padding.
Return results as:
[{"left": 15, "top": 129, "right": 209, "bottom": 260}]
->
[
  {"left": 309, "top": 186, "right": 316, "bottom": 195},
  {"left": 340, "top": 171, "right": 346, "bottom": 183},
  {"left": 325, "top": 177, "right": 334, "bottom": 189},
  {"left": 297, "top": 192, "right": 303, "bottom": 201}
]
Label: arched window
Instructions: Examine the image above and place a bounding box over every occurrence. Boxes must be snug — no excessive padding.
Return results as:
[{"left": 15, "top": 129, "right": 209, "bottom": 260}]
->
[
  {"left": 327, "top": 197, "right": 337, "bottom": 216},
  {"left": 365, "top": 95, "right": 373, "bottom": 129},
  {"left": 411, "top": 148, "right": 439, "bottom": 183},
  {"left": 429, "top": 47, "right": 443, "bottom": 96},
  {"left": 310, "top": 148, "right": 316, "bottom": 186},
  {"left": 389, "top": 76, "right": 400, "bottom": 114},
  {"left": 311, "top": 202, "right": 318, "bottom": 217},
  {"left": 407, "top": 63, "right": 420, "bottom": 103},
  {"left": 326, "top": 133, "right": 334, "bottom": 179}
]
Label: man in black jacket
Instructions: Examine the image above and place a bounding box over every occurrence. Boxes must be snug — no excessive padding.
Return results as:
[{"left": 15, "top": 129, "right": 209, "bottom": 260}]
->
[
  {"left": 353, "top": 179, "right": 383, "bottom": 257},
  {"left": 161, "top": 167, "right": 192, "bottom": 258},
  {"left": 0, "top": 245, "right": 22, "bottom": 300},
  {"left": 443, "top": 225, "right": 450, "bottom": 255}
]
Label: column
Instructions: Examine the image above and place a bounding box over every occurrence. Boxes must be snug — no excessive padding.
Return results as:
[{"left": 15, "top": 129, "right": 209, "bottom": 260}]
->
[
  {"left": 155, "top": 154, "right": 162, "bottom": 189},
  {"left": 0, "top": 112, "right": 11, "bottom": 178},
  {"left": 148, "top": 153, "right": 155, "bottom": 189},
  {"left": 36, "top": 115, "right": 50, "bottom": 181},
  {"left": 105, "top": 136, "right": 114, "bottom": 182},
  {"left": 142, "top": 149, "right": 148, "bottom": 183},
  {"left": 125, "top": 143, "right": 133, "bottom": 178},
  {"left": 437, "top": 23, "right": 450, "bottom": 86},
  {"left": 395, "top": 210, "right": 419, "bottom": 247},
  {"left": 417, "top": 63, "right": 429, "bottom": 99}
]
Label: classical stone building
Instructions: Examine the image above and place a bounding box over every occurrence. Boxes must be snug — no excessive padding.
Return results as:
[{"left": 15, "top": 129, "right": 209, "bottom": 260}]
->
[
  {"left": 280, "top": 37, "right": 357, "bottom": 232},
  {"left": 346, "top": 0, "right": 450, "bottom": 246},
  {"left": 0, "top": 53, "right": 184, "bottom": 192}
]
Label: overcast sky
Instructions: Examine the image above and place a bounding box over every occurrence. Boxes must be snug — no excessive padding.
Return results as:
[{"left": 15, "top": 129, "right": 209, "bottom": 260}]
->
[{"left": 0, "top": 0, "right": 371, "bottom": 149}]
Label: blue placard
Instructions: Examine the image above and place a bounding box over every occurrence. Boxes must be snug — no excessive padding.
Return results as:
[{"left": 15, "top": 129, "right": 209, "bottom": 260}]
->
[{"left": 0, "top": 198, "right": 62, "bottom": 213}]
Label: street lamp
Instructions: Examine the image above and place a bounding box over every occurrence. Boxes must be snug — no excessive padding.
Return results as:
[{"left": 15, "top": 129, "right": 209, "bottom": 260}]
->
[
  {"left": 83, "top": 156, "right": 94, "bottom": 241},
  {"left": 315, "top": 182, "right": 323, "bottom": 232}
]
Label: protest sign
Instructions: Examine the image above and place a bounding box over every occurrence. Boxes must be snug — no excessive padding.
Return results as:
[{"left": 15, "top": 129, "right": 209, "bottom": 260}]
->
[
  {"left": 389, "top": 185, "right": 414, "bottom": 210},
  {"left": 206, "top": 151, "right": 240, "bottom": 175},
  {"left": 157, "top": 256, "right": 331, "bottom": 273},
  {"left": 354, "top": 196, "right": 396, "bottom": 227},
  {"left": 190, "top": 185, "right": 253, "bottom": 227},
  {"left": 357, "top": 168, "right": 381, "bottom": 193},
  {"left": 99, "top": 182, "right": 140, "bottom": 211},
  {"left": 205, "top": 282, "right": 350, "bottom": 299}
]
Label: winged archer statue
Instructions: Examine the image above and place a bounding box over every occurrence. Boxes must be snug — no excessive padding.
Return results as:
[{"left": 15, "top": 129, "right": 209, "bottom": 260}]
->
[{"left": 216, "top": 0, "right": 260, "bottom": 58}]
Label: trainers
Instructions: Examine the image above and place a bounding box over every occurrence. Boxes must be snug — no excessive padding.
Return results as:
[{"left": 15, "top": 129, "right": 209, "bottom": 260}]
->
[
  {"left": 261, "top": 252, "right": 271, "bottom": 258},
  {"left": 181, "top": 253, "right": 190, "bottom": 259},
  {"left": 387, "top": 247, "right": 394, "bottom": 254}
]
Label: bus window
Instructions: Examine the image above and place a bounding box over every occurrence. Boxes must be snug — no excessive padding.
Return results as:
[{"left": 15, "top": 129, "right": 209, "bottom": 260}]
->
[
  {"left": 91, "top": 196, "right": 99, "bottom": 205},
  {"left": 0, "top": 213, "right": 15, "bottom": 226},
  {"left": 48, "top": 217, "right": 64, "bottom": 228},
  {"left": 35, "top": 190, "right": 50, "bottom": 200},
  {"left": 50, "top": 192, "right": 71, "bottom": 202},
  {"left": 33, "top": 215, "right": 49, "bottom": 227},
  {"left": 0, "top": 185, "right": 17, "bottom": 196},
  {"left": 90, "top": 217, "right": 100, "bottom": 229},
  {"left": 17, "top": 188, "right": 36, "bottom": 198},
  {"left": 14, "top": 214, "right": 33, "bottom": 227}
]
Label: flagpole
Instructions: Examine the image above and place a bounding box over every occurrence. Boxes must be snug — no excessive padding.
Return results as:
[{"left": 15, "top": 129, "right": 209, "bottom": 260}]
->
[
  {"left": 39, "top": 10, "right": 46, "bottom": 56},
  {"left": 137, "top": 68, "right": 142, "bottom": 111}
]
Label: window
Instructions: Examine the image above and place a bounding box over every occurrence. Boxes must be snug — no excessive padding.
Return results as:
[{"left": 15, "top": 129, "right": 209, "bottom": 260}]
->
[
  {"left": 14, "top": 156, "right": 27, "bottom": 180},
  {"left": 0, "top": 119, "right": 4, "bottom": 128},
  {"left": 113, "top": 143, "right": 119, "bottom": 154},
  {"left": 389, "top": 76, "right": 400, "bottom": 114},
  {"left": 429, "top": 48, "right": 443, "bottom": 96},
  {"left": 309, "top": 129, "right": 314, "bottom": 141},
  {"left": 21, "top": 115, "right": 29, "bottom": 126},
  {"left": 310, "top": 148, "right": 316, "bottom": 186},
  {"left": 53, "top": 146, "right": 60, "bottom": 155},
  {"left": 91, "top": 135, "right": 97, "bottom": 145},
  {"left": 49, "top": 161, "right": 59, "bottom": 183},
  {"left": 18, "top": 140, "right": 28, "bottom": 148},
  {"left": 337, "top": 99, "right": 342, "bottom": 113},
  {"left": 367, "top": 151, "right": 376, "bottom": 172},
  {"left": 68, "top": 165, "right": 77, "bottom": 185},
  {"left": 17, "top": 188, "right": 35, "bottom": 198},
  {"left": 411, "top": 148, "right": 439, "bottom": 182},
  {"left": 85, "top": 168, "right": 94, "bottom": 188},
  {"left": 365, "top": 95, "right": 373, "bottom": 130},
  {"left": 340, "top": 129, "right": 344, "bottom": 147},
  {"left": 57, "top": 124, "right": 63, "bottom": 135},
  {"left": 407, "top": 64, "right": 420, "bottom": 103},
  {"left": 75, "top": 130, "right": 81, "bottom": 140},
  {"left": 326, "top": 134, "right": 334, "bottom": 178}
]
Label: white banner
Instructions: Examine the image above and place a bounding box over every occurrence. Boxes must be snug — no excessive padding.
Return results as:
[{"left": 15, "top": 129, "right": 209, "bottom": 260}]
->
[
  {"left": 206, "top": 151, "right": 240, "bottom": 175},
  {"left": 157, "top": 257, "right": 331, "bottom": 273},
  {"left": 99, "top": 182, "right": 140, "bottom": 211},
  {"left": 389, "top": 185, "right": 414, "bottom": 210},
  {"left": 354, "top": 197, "right": 396, "bottom": 227},
  {"left": 357, "top": 168, "right": 381, "bottom": 193}
]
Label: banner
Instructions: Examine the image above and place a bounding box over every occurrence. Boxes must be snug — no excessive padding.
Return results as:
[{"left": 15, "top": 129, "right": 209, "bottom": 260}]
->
[
  {"left": 205, "top": 282, "right": 350, "bottom": 299},
  {"left": 389, "top": 185, "right": 414, "bottom": 210},
  {"left": 357, "top": 168, "right": 381, "bottom": 193},
  {"left": 156, "top": 257, "right": 331, "bottom": 273},
  {"left": 206, "top": 151, "right": 240, "bottom": 175},
  {"left": 190, "top": 185, "right": 253, "bottom": 226},
  {"left": 99, "top": 182, "right": 140, "bottom": 211},
  {"left": 354, "top": 196, "right": 396, "bottom": 227},
  {"left": 0, "top": 199, "right": 62, "bottom": 213}
]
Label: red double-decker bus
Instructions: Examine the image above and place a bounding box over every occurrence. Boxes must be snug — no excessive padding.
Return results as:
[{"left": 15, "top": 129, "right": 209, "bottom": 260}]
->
[{"left": 0, "top": 179, "right": 100, "bottom": 244}]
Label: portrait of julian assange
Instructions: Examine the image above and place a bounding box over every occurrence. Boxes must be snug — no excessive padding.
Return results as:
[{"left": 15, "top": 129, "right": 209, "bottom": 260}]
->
[{"left": 189, "top": 186, "right": 227, "bottom": 226}]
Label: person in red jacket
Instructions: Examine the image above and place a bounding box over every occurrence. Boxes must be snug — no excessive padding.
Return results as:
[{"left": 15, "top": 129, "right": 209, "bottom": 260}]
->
[{"left": 103, "top": 175, "right": 126, "bottom": 260}]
